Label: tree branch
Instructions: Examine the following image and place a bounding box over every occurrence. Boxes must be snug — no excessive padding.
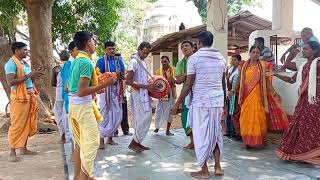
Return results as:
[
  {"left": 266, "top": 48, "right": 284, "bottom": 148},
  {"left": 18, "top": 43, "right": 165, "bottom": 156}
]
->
[{"left": 15, "top": 29, "right": 29, "bottom": 40}]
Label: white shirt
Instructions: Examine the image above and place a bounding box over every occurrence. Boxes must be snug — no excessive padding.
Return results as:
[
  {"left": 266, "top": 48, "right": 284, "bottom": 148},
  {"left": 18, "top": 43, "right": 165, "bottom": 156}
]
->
[{"left": 187, "top": 47, "right": 226, "bottom": 108}]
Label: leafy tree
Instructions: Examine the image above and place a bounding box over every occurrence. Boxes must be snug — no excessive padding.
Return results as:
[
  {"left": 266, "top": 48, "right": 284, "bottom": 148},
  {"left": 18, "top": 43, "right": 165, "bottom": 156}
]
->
[
  {"left": 149, "top": 0, "right": 261, "bottom": 22},
  {"left": 227, "top": 0, "right": 261, "bottom": 15},
  {"left": 0, "top": 0, "right": 123, "bottom": 118},
  {"left": 52, "top": 0, "right": 123, "bottom": 55},
  {"left": 114, "top": 0, "right": 153, "bottom": 63}
]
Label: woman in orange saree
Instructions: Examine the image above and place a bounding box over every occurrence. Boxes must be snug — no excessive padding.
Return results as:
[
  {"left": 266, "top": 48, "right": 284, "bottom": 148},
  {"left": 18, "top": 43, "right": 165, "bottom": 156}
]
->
[{"left": 237, "top": 46, "right": 288, "bottom": 148}]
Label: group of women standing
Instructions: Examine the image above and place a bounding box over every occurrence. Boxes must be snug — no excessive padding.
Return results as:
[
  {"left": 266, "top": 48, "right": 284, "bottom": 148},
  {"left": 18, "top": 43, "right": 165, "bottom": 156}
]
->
[{"left": 225, "top": 41, "right": 320, "bottom": 165}]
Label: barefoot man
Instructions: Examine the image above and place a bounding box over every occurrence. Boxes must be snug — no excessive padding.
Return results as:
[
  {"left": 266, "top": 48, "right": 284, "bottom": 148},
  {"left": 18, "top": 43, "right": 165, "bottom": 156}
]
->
[
  {"left": 172, "top": 31, "right": 226, "bottom": 178},
  {"left": 61, "top": 41, "right": 79, "bottom": 158},
  {"left": 126, "top": 42, "right": 155, "bottom": 152},
  {"left": 175, "top": 40, "right": 194, "bottom": 149},
  {"left": 154, "top": 55, "right": 176, "bottom": 136},
  {"left": 5, "top": 42, "right": 44, "bottom": 162},
  {"left": 68, "top": 31, "right": 116, "bottom": 179},
  {"left": 51, "top": 50, "right": 70, "bottom": 143},
  {"left": 96, "top": 41, "right": 125, "bottom": 149}
]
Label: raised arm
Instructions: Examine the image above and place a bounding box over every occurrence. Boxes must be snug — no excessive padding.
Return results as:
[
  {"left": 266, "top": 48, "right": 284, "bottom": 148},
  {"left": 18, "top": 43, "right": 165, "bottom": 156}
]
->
[{"left": 274, "top": 72, "right": 297, "bottom": 84}]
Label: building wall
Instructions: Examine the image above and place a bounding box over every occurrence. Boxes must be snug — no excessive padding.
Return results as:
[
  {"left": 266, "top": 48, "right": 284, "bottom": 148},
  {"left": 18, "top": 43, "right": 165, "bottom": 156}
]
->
[{"left": 142, "top": 0, "right": 202, "bottom": 43}]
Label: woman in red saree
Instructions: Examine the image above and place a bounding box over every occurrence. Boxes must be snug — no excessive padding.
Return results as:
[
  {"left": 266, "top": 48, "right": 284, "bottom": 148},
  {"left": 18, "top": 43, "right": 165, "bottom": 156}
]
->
[
  {"left": 275, "top": 41, "right": 320, "bottom": 165},
  {"left": 237, "top": 46, "right": 288, "bottom": 148}
]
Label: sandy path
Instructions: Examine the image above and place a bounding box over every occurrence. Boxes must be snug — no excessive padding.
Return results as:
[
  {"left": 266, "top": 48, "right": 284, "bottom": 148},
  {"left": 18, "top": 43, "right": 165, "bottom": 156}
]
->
[
  {"left": 0, "top": 110, "right": 182, "bottom": 180},
  {"left": 0, "top": 132, "right": 65, "bottom": 180}
]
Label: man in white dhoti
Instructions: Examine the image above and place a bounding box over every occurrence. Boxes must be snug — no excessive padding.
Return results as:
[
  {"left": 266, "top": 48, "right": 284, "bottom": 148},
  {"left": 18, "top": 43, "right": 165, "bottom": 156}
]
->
[
  {"left": 96, "top": 41, "right": 126, "bottom": 149},
  {"left": 52, "top": 50, "right": 70, "bottom": 143},
  {"left": 61, "top": 41, "right": 79, "bottom": 144},
  {"left": 154, "top": 56, "right": 176, "bottom": 136},
  {"left": 126, "top": 42, "right": 156, "bottom": 152},
  {"left": 172, "top": 31, "right": 226, "bottom": 178}
]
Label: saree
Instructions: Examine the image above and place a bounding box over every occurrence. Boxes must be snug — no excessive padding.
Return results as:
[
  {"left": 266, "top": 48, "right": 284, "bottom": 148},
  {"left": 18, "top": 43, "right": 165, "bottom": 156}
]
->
[
  {"left": 230, "top": 74, "right": 240, "bottom": 136},
  {"left": 276, "top": 61, "right": 320, "bottom": 165},
  {"left": 238, "top": 61, "right": 268, "bottom": 147},
  {"left": 239, "top": 60, "right": 288, "bottom": 146}
]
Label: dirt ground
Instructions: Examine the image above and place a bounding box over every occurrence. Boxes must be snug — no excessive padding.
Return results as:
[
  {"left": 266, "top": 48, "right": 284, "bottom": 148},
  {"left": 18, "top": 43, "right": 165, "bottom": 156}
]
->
[
  {"left": 0, "top": 112, "right": 182, "bottom": 180},
  {"left": 0, "top": 110, "right": 283, "bottom": 180},
  {"left": 0, "top": 131, "right": 65, "bottom": 180}
]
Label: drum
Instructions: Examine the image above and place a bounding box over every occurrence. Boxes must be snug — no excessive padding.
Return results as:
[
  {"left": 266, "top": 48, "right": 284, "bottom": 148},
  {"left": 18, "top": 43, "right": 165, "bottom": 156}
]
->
[{"left": 148, "top": 75, "right": 171, "bottom": 99}]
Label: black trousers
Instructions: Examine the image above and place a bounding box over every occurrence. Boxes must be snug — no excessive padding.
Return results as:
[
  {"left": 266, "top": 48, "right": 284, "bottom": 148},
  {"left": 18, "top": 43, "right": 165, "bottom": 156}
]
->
[
  {"left": 121, "top": 98, "right": 129, "bottom": 133},
  {"left": 115, "top": 97, "right": 129, "bottom": 134}
]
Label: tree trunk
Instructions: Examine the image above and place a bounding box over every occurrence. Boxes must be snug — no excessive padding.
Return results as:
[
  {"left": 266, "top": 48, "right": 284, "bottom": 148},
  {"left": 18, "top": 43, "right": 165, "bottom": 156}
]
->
[
  {"left": 0, "top": 38, "right": 12, "bottom": 98},
  {"left": 24, "top": 0, "right": 55, "bottom": 109}
]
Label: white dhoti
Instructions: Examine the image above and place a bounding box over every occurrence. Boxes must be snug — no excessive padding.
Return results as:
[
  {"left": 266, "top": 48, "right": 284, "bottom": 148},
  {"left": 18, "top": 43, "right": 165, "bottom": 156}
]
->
[
  {"left": 99, "top": 88, "right": 123, "bottom": 138},
  {"left": 131, "top": 91, "right": 152, "bottom": 143},
  {"left": 62, "top": 106, "right": 74, "bottom": 143},
  {"left": 187, "top": 106, "right": 223, "bottom": 167},
  {"left": 53, "top": 101, "right": 65, "bottom": 135},
  {"left": 155, "top": 94, "right": 174, "bottom": 129}
]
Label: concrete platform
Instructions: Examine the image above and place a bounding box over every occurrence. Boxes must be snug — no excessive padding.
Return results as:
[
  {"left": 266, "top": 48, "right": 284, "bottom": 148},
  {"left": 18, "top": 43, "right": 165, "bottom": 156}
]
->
[{"left": 64, "top": 129, "right": 320, "bottom": 180}]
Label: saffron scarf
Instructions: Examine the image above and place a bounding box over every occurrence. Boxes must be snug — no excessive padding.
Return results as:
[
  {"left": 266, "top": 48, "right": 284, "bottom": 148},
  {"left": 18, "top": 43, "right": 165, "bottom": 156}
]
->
[
  {"left": 11, "top": 55, "right": 28, "bottom": 101},
  {"left": 158, "top": 66, "right": 177, "bottom": 100}
]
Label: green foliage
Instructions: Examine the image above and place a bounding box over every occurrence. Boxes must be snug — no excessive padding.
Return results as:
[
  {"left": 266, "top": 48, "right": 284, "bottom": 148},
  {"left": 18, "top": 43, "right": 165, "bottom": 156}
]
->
[
  {"left": 187, "top": 0, "right": 208, "bottom": 22},
  {"left": 52, "top": 0, "right": 123, "bottom": 55},
  {"left": 227, "top": 0, "right": 261, "bottom": 16},
  {"left": 113, "top": 0, "right": 153, "bottom": 63},
  {"left": 0, "top": 0, "right": 24, "bottom": 41},
  {"left": 173, "top": 0, "right": 261, "bottom": 22},
  {"left": 0, "top": 0, "right": 123, "bottom": 55}
]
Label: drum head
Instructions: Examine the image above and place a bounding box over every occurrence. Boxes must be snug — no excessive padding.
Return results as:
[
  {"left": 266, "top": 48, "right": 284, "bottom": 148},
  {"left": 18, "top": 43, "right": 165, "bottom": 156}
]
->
[
  {"left": 148, "top": 76, "right": 170, "bottom": 99},
  {"left": 154, "top": 79, "right": 167, "bottom": 92}
]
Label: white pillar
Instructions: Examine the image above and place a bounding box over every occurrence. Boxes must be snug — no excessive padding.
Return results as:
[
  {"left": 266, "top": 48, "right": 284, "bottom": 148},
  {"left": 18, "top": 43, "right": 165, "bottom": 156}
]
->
[
  {"left": 152, "top": 54, "right": 160, "bottom": 74},
  {"left": 178, "top": 43, "right": 184, "bottom": 61},
  {"left": 207, "top": 0, "right": 228, "bottom": 60},
  {"left": 272, "top": 0, "right": 293, "bottom": 32}
]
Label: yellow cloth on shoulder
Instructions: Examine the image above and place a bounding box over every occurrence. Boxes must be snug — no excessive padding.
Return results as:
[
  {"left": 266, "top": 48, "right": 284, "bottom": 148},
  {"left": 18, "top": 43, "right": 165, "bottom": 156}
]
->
[
  {"left": 11, "top": 55, "right": 28, "bottom": 101},
  {"left": 156, "top": 66, "right": 177, "bottom": 100}
]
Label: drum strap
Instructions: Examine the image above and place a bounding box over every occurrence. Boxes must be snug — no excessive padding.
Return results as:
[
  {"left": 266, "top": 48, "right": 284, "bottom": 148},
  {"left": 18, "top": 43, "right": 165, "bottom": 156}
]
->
[{"left": 133, "top": 57, "right": 154, "bottom": 79}]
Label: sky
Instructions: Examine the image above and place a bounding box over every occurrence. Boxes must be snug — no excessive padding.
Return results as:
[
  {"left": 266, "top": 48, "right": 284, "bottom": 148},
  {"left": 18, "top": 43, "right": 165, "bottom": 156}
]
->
[{"left": 243, "top": 0, "right": 320, "bottom": 37}]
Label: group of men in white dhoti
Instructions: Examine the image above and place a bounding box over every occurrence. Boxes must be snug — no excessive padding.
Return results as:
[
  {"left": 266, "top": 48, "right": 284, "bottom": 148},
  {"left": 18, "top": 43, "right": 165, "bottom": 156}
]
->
[
  {"left": 52, "top": 42, "right": 78, "bottom": 144},
  {"left": 51, "top": 30, "right": 225, "bottom": 179},
  {"left": 126, "top": 31, "right": 226, "bottom": 178}
]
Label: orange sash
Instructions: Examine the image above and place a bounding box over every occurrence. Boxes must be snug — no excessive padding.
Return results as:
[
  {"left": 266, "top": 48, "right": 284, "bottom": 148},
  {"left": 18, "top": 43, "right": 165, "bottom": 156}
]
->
[{"left": 11, "top": 55, "right": 28, "bottom": 101}]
